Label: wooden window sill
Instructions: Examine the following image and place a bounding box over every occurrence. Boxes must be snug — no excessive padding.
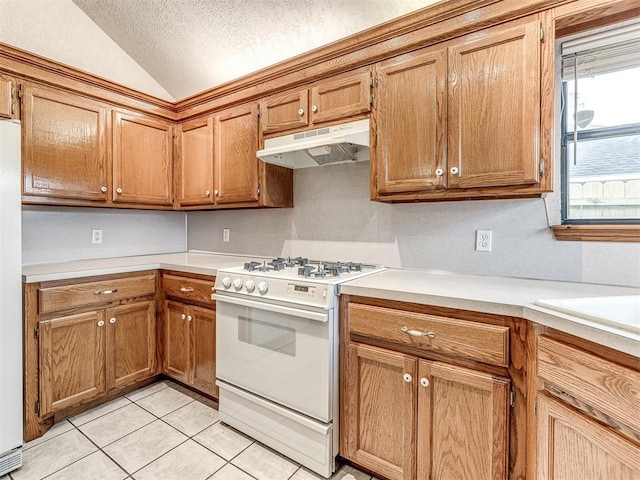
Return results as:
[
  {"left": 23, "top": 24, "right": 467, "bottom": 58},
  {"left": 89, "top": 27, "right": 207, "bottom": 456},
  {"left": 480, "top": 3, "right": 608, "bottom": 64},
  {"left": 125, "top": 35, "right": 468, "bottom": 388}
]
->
[{"left": 551, "top": 225, "right": 640, "bottom": 242}]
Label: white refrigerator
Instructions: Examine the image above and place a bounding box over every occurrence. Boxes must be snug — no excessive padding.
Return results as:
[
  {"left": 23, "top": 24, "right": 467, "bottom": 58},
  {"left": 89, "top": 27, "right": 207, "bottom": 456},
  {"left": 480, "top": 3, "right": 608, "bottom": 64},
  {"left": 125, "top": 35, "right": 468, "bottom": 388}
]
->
[{"left": 0, "top": 119, "right": 23, "bottom": 476}]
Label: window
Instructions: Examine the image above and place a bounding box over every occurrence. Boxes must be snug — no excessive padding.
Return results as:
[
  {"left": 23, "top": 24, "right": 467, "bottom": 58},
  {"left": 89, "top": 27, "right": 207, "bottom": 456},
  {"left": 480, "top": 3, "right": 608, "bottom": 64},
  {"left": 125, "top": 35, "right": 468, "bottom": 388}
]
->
[{"left": 560, "top": 22, "right": 640, "bottom": 224}]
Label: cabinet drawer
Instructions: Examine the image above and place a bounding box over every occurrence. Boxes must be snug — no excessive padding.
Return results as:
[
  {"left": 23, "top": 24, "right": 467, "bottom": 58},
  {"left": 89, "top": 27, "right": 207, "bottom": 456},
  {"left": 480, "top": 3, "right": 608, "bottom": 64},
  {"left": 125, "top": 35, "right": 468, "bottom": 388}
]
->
[
  {"left": 348, "top": 303, "right": 509, "bottom": 366},
  {"left": 162, "top": 274, "right": 215, "bottom": 305},
  {"left": 39, "top": 274, "right": 156, "bottom": 315},
  {"left": 537, "top": 336, "right": 640, "bottom": 434}
]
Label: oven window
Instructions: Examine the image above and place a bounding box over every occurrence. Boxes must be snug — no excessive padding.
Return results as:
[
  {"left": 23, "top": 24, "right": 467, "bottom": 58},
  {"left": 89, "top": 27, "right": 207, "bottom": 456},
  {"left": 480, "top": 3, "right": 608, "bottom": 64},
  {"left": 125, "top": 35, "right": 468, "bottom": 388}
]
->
[{"left": 238, "top": 316, "right": 296, "bottom": 357}]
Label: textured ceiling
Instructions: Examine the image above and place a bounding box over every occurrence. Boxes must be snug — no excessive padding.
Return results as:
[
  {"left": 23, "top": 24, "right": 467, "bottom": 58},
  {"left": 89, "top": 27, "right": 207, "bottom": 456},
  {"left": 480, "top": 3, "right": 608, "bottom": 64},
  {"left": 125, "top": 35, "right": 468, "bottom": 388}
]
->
[{"left": 71, "top": 0, "right": 437, "bottom": 100}]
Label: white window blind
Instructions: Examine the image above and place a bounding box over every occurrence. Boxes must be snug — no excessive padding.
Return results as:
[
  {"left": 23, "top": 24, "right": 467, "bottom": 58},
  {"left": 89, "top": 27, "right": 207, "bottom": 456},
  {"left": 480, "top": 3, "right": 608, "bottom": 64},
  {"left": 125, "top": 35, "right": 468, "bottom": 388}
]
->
[{"left": 562, "top": 23, "right": 640, "bottom": 80}]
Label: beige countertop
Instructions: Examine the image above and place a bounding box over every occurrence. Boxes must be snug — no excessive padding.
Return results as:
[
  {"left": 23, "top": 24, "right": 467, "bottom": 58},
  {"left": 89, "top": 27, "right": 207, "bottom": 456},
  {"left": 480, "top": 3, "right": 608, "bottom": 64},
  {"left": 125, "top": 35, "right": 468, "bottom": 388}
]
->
[
  {"left": 23, "top": 252, "right": 640, "bottom": 357},
  {"left": 340, "top": 268, "right": 640, "bottom": 358}
]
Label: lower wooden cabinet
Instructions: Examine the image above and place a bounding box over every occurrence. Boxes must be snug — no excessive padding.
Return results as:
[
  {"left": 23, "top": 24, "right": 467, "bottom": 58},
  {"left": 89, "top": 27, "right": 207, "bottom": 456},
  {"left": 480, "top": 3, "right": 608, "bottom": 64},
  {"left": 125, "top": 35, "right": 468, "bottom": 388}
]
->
[
  {"left": 164, "top": 300, "right": 217, "bottom": 397},
  {"left": 37, "top": 300, "right": 156, "bottom": 418},
  {"left": 343, "top": 343, "right": 510, "bottom": 480},
  {"left": 537, "top": 393, "right": 640, "bottom": 479}
]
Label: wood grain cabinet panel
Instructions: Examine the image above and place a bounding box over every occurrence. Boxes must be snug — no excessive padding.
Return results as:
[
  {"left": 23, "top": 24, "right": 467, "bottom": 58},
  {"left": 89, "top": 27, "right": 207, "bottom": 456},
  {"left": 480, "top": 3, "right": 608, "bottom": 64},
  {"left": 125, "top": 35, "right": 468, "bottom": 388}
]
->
[
  {"left": 0, "top": 75, "right": 14, "bottom": 119},
  {"left": 447, "top": 20, "right": 541, "bottom": 189},
  {"left": 344, "top": 343, "right": 417, "bottom": 480},
  {"left": 112, "top": 110, "right": 173, "bottom": 206},
  {"left": 22, "top": 85, "right": 109, "bottom": 201},
  {"left": 537, "top": 393, "right": 640, "bottom": 480},
  {"left": 39, "top": 310, "right": 107, "bottom": 417},
  {"left": 372, "top": 47, "right": 447, "bottom": 196},
  {"left": 213, "top": 103, "right": 260, "bottom": 205},
  {"left": 106, "top": 301, "right": 156, "bottom": 390},
  {"left": 178, "top": 117, "right": 215, "bottom": 206},
  {"left": 191, "top": 305, "right": 217, "bottom": 397},
  {"left": 162, "top": 273, "right": 215, "bottom": 306},
  {"left": 418, "top": 361, "right": 510, "bottom": 480},
  {"left": 260, "top": 70, "right": 371, "bottom": 135},
  {"left": 164, "top": 300, "right": 191, "bottom": 383}
]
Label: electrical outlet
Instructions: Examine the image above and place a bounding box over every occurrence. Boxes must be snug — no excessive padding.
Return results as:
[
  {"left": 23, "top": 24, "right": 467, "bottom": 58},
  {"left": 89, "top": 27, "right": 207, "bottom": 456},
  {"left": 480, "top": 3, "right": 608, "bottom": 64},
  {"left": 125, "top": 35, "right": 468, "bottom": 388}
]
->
[
  {"left": 92, "top": 229, "right": 103, "bottom": 244},
  {"left": 475, "top": 230, "right": 492, "bottom": 252},
  {"left": 223, "top": 228, "right": 230, "bottom": 242}
]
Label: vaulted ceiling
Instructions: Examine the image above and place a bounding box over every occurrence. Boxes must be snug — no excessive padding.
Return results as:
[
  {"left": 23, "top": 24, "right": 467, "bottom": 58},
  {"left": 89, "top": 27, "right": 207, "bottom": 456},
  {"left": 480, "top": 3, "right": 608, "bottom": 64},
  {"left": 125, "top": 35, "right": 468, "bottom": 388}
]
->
[{"left": 70, "top": 0, "right": 437, "bottom": 100}]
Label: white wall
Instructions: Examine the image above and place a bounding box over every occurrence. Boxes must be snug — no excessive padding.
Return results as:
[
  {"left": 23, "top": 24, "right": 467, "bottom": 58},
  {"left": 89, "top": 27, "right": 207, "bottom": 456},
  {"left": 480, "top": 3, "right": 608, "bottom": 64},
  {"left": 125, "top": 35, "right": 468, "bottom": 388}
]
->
[
  {"left": 0, "top": 0, "right": 173, "bottom": 101},
  {"left": 187, "top": 161, "right": 640, "bottom": 287},
  {"left": 22, "top": 206, "right": 186, "bottom": 265}
]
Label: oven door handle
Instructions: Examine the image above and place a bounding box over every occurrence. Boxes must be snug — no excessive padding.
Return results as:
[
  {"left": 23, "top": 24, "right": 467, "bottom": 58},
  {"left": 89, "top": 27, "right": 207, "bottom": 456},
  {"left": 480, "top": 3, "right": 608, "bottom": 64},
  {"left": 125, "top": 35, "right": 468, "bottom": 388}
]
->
[{"left": 212, "top": 294, "right": 329, "bottom": 322}]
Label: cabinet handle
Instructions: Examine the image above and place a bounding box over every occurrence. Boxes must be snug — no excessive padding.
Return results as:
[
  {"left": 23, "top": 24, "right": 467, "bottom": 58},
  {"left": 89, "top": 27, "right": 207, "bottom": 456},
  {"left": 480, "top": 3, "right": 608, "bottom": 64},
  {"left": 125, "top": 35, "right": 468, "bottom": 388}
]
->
[
  {"left": 401, "top": 326, "right": 435, "bottom": 338},
  {"left": 97, "top": 320, "right": 105, "bottom": 327},
  {"left": 403, "top": 373, "right": 412, "bottom": 383},
  {"left": 205, "top": 190, "right": 211, "bottom": 197},
  {"left": 100, "top": 186, "right": 107, "bottom": 193},
  {"left": 450, "top": 167, "right": 459, "bottom": 175},
  {"left": 311, "top": 105, "right": 318, "bottom": 113},
  {"left": 420, "top": 378, "right": 430, "bottom": 388},
  {"left": 116, "top": 187, "right": 123, "bottom": 194},
  {"left": 180, "top": 287, "right": 195, "bottom": 293},
  {"left": 298, "top": 108, "right": 304, "bottom": 116},
  {"left": 435, "top": 168, "right": 443, "bottom": 177},
  {"left": 94, "top": 289, "right": 118, "bottom": 295},
  {"left": 181, "top": 314, "right": 186, "bottom": 320},
  {"left": 109, "top": 317, "right": 116, "bottom": 324},
  {"left": 187, "top": 315, "right": 193, "bottom": 322}
]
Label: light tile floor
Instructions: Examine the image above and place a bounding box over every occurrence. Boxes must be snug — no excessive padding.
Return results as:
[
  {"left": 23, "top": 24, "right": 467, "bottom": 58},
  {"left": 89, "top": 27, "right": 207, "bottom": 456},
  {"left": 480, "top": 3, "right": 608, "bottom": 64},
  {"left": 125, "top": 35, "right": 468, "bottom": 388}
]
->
[{"left": 2, "top": 380, "right": 374, "bottom": 480}]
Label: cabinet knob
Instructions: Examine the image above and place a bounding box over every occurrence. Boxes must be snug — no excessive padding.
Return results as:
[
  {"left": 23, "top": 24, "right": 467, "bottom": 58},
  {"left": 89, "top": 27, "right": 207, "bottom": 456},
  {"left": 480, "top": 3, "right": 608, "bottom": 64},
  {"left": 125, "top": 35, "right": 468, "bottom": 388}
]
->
[
  {"left": 298, "top": 108, "right": 304, "bottom": 116},
  {"left": 214, "top": 189, "right": 219, "bottom": 196},
  {"left": 97, "top": 320, "right": 105, "bottom": 327},
  {"left": 450, "top": 167, "right": 459, "bottom": 175},
  {"left": 109, "top": 317, "right": 116, "bottom": 324},
  {"left": 100, "top": 186, "right": 107, "bottom": 193},
  {"left": 205, "top": 190, "right": 211, "bottom": 197},
  {"left": 187, "top": 315, "right": 192, "bottom": 322},
  {"left": 403, "top": 373, "right": 413, "bottom": 383},
  {"left": 420, "top": 377, "right": 430, "bottom": 388},
  {"left": 181, "top": 314, "right": 186, "bottom": 320},
  {"left": 311, "top": 105, "right": 318, "bottom": 113},
  {"left": 435, "top": 168, "right": 443, "bottom": 177},
  {"left": 116, "top": 187, "right": 123, "bottom": 194}
]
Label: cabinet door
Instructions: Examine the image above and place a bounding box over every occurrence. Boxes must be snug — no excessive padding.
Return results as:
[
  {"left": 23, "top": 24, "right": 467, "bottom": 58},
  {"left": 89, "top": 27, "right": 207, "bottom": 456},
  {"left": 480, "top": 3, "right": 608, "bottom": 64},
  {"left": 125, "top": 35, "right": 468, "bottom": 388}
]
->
[
  {"left": 0, "top": 76, "right": 13, "bottom": 119},
  {"left": 448, "top": 21, "right": 541, "bottom": 189},
  {"left": 261, "top": 89, "right": 309, "bottom": 134},
  {"left": 310, "top": 71, "right": 371, "bottom": 125},
  {"left": 418, "top": 360, "right": 510, "bottom": 480},
  {"left": 190, "top": 305, "right": 217, "bottom": 397},
  {"left": 372, "top": 48, "right": 447, "bottom": 196},
  {"left": 537, "top": 394, "right": 640, "bottom": 480},
  {"left": 178, "top": 117, "right": 215, "bottom": 206},
  {"left": 39, "top": 311, "right": 106, "bottom": 417},
  {"left": 22, "top": 85, "right": 108, "bottom": 201},
  {"left": 164, "top": 300, "right": 190, "bottom": 382},
  {"left": 112, "top": 111, "right": 173, "bottom": 205},
  {"left": 106, "top": 301, "right": 156, "bottom": 390},
  {"left": 343, "top": 343, "right": 416, "bottom": 480},
  {"left": 214, "top": 103, "right": 260, "bottom": 204}
]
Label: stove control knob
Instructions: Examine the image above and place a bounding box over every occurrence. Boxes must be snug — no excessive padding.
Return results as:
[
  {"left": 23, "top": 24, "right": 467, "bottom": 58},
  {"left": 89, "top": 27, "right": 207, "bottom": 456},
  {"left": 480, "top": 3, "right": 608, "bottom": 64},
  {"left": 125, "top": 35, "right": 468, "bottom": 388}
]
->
[
  {"left": 221, "top": 276, "right": 232, "bottom": 289},
  {"left": 233, "top": 278, "right": 243, "bottom": 290},
  {"left": 245, "top": 279, "right": 255, "bottom": 292},
  {"left": 257, "top": 281, "right": 268, "bottom": 294}
]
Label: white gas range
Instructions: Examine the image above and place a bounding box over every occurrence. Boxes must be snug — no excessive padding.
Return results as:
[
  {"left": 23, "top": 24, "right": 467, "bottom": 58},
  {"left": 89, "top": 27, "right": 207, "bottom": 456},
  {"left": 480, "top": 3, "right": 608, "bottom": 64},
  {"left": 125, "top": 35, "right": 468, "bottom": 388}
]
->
[{"left": 213, "top": 257, "right": 384, "bottom": 478}]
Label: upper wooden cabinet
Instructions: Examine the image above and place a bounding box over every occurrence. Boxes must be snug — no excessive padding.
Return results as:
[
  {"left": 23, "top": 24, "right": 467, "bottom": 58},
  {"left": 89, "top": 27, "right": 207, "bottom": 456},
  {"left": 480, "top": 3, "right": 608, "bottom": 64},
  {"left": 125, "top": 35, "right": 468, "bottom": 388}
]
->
[
  {"left": 112, "top": 110, "right": 173, "bottom": 206},
  {"left": 214, "top": 103, "right": 260, "bottom": 205},
  {"left": 177, "top": 117, "right": 215, "bottom": 207},
  {"left": 260, "top": 70, "right": 372, "bottom": 135},
  {"left": 372, "top": 18, "right": 545, "bottom": 201},
  {"left": 0, "top": 75, "right": 16, "bottom": 119},
  {"left": 22, "top": 84, "right": 109, "bottom": 202},
  {"left": 372, "top": 47, "right": 447, "bottom": 196},
  {"left": 447, "top": 20, "right": 541, "bottom": 189}
]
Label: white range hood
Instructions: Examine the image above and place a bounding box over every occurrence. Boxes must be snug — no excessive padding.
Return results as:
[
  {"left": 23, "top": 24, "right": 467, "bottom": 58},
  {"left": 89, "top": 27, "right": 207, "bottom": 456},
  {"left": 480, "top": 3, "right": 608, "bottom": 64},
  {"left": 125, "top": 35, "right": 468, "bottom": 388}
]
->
[{"left": 257, "top": 119, "right": 370, "bottom": 169}]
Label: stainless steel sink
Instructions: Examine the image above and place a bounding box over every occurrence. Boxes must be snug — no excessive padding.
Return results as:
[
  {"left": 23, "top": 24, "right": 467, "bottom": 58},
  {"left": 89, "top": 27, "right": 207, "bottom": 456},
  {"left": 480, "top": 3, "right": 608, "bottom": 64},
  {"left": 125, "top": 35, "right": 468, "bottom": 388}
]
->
[{"left": 535, "top": 295, "right": 640, "bottom": 333}]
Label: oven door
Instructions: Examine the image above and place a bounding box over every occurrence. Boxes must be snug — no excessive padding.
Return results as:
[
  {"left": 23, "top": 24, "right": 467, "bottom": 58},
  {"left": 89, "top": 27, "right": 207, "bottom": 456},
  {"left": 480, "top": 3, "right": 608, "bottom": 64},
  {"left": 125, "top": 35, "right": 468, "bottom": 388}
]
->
[{"left": 214, "top": 293, "right": 334, "bottom": 422}]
